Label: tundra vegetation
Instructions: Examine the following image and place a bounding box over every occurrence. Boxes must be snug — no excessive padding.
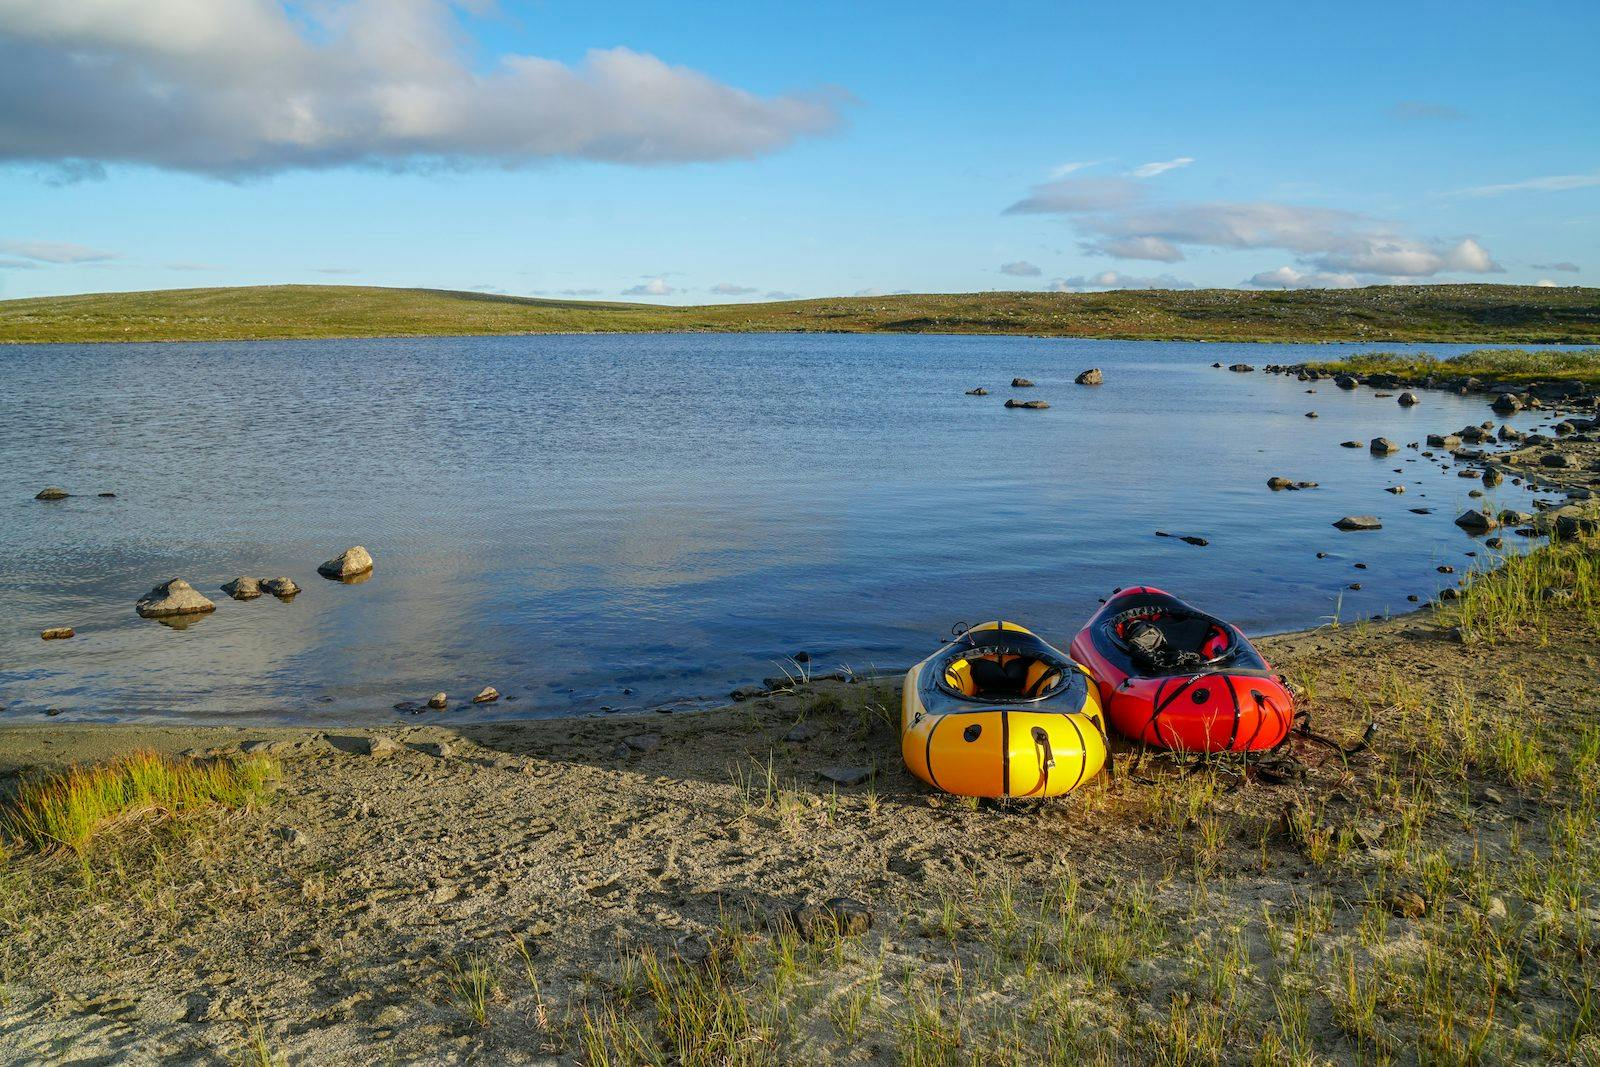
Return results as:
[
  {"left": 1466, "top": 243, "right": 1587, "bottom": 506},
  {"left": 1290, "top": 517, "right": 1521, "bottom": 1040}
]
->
[{"left": 0, "top": 283, "right": 1596, "bottom": 344}]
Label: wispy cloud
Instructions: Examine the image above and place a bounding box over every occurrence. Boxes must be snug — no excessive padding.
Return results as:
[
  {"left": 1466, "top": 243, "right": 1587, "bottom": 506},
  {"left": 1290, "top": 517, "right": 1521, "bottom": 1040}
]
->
[
  {"left": 1005, "top": 175, "right": 1502, "bottom": 281},
  {"left": 0, "top": 257, "right": 44, "bottom": 270},
  {"left": 1457, "top": 172, "right": 1600, "bottom": 197},
  {"left": 0, "top": 238, "right": 119, "bottom": 263},
  {"left": 313, "top": 267, "right": 359, "bottom": 276},
  {"left": 1046, "top": 270, "right": 1193, "bottom": 291},
  {"left": 1532, "top": 261, "right": 1581, "bottom": 273},
  {"left": 1131, "top": 156, "right": 1194, "bottom": 178},
  {"left": 998, "top": 260, "right": 1041, "bottom": 276},
  {"left": 0, "top": 1, "right": 846, "bottom": 177},
  {"left": 1049, "top": 160, "right": 1104, "bottom": 179},
  {"left": 1390, "top": 100, "right": 1464, "bottom": 122},
  {"left": 709, "top": 282, "right": 759, "bottom": 295},
  {"left": 622, "top": 278, "right": 674, "bottom": 296},
  {"left": 764, "top": 290, "right": 800, "bottom": 300},
  {"left": 1245, "top": 266, "right": 1361, "bottom": 290}
]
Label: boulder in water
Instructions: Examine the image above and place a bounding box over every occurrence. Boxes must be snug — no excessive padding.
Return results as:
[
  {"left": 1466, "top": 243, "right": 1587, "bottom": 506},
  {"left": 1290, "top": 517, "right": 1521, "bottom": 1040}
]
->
[
  {"left": 34, "top": 487, "right": 70, "bottom": 500},
  {"left": 1074, "top": 368, "right": 1103, "bottom": 385},
  {"left": 318, "top": 545, "right": 374, "bottom": 580},
  {"left": 1333, "top": 515, "right": 1382, "bottom": 531},
  {"left": 136, "top": 578, "right": 217, "bottom": 619}
]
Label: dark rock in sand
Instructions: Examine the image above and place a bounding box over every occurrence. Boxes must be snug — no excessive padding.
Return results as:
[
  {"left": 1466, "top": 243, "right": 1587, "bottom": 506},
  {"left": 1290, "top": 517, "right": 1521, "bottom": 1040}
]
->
[
  {"left": 318, "top": 545, "right": 374, "bottom": 580},
  {"left": 1540, "top": 452, "right": 1575, "bottom": 469},
  {"left": 818, "top": 766, "right": 871, "bottom": 787},
  {"left": 136, "top": 578, "right": 217, "bottom": 619},
  {"left": 784, "top": 720, "right": 818, "bottom": 743},
  {"left": 1005, "top": 398, "right": 1049, "bottom": 409},
  {"left": 223, "top": 577, "right": 263, "bottom": 600},
  {"left": 791, "top": 897, "right": 873, "bottom": 939},
  {"left": 1398, "top": 392, "right": 1420, "bottom": 406},
  {"left": 622, "top": 733, "right": 661, "bottom": 754},
  {"left": 965, "top": 387, "right": 988, "bottom": 395},
  {"left": 730, "top": 685, "right": 764, "bottom": 702},
  {"left": 34, "top": 487, "right": 70, "bottom": 500},
  {"left": 1370, "top": 437, "right": 1400, "bottom": 455},
  {"left": 1075, "top": 368, "right": 1104, "bottom": 385},
  {"left": 1010, "top": 377, "right": 1035, "bottom": 388},
  {"left": 41, "top": 627, "right": 75, "bottom": 640},
  {"left": 1454, "top": 509, "right": 1498, "bottom": 533},
  {"left": 1334, "top": 515, "right": 1382, "bottom": 531}
]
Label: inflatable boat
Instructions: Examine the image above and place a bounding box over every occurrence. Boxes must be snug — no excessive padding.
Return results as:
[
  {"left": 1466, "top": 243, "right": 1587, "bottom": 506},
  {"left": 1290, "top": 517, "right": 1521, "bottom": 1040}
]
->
[
  {"left": 902, "top": 621, "right": 1108, "bottom": 798},
  {"left": 1069, "top": 587, "right": 1293, "bottom": 752}
]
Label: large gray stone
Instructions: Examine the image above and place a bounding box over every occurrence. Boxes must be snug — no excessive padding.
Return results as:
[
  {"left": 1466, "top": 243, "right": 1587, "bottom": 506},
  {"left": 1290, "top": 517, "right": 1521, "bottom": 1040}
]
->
[
  {"left": 1333, "top": 515, "right": 1382, "bottom": 531},
  {"left": 318, "top": 545, "right": 374, "bottom": 580},
  {"left": 135, "top": 578, "right": 217, "bottom": 619}
]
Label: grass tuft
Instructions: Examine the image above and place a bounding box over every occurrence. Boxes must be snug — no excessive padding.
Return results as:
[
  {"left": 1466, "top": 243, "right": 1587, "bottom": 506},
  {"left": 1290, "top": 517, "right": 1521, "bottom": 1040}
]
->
[{"left": 0, "top": 749, "right": 276, "bottom": 855}]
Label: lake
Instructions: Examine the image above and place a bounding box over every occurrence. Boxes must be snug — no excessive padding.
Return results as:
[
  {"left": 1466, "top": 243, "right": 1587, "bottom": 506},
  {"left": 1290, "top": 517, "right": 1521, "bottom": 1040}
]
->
[{"left": 0, "top": 333, "right": 1566, "bottom": 724}]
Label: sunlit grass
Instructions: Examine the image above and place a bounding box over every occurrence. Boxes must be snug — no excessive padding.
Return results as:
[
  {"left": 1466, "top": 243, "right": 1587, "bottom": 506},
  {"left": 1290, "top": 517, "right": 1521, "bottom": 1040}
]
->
[
  {"left": 1307, "top": 347, "right": 1600, "bottom": 385},
  {"left": 0, "top": 750, "right": 276, "bottom": 855}
]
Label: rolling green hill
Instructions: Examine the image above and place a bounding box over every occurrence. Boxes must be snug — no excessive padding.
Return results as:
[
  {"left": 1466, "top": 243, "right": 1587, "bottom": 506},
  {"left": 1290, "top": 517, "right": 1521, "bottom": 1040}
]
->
[{"left": 1, "top": 283, "right": 1596, "bottom": 344}]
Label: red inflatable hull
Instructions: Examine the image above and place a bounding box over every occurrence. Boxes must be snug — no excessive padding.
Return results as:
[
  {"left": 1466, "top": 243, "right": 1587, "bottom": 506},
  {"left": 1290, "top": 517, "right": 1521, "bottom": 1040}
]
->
[{"left": 1070, "top": 586, "right": 1293, "bottom": 753}]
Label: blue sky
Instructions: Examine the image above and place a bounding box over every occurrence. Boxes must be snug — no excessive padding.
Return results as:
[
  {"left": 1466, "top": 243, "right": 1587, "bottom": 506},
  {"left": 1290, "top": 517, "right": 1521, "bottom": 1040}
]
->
[{"left": 1, "top": 0, "right": 1596, "bottom": 302}]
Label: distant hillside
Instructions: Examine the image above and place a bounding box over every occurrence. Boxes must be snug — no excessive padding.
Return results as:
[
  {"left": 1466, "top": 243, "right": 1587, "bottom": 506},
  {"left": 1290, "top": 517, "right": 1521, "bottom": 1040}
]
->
[{"left": 1, "top": 283, "right": 1596, "bottom": 344}]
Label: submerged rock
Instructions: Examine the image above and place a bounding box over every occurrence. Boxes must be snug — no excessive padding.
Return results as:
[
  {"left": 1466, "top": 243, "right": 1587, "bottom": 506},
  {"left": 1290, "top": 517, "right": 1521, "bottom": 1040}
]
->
[
  {"left": 1398, "top": 392, "right": 1420, "bottom": 406},
  {"left": 472, "top": 686, "right": 500, "bottom": 704},
  {"left": 261, "top": 576, "right": 300, "bottom": 597},
  {"left": 1340, "top": 441, "right": 1363, "bottom": 449},
  {"left": 428, "top": 692, "right": 448, "bottom": 710},
  {"left": 1333, "top": 515, "right": 1382, "bottom": 531},
  {"left": 135, "top": 578, "right": 217, "bottom": 619},
  {"left": 1074, "top": 368, "right": 1104, "bottom": 385},
  {"left": 1426, "top": 433, "right": 1462, "bottom": 449},
  {"left": 1010, "top": 377, "right": 1035, "bottom": 388},
  {"left": 1004, "top": 398, "right": 1050, "bottom": 409},
  {"left": 965, "top": 387, "right": 989, "bottom": 396},
  {"left": 1491, "top": 393, "right": 1523, "bottom": 415},
  {"left": 1304, "top": 411, "right": 1319, "bottom": 418},
  {"left": 1482, "top": 468, "right": 1504, "bottom": 488},
  {"left": 41, "top": 627, "right": 75, "bottom": 640},
  {"left": 1370, "top": 437, "right": 1400, "bottom": 455},
  {"left": 318, "top": 545, "right": 374, "bottom": 580},
  {"left": 34, "top": 487, "right": 70, "bottom": 500},
  {"left": 1227, "top": 363, "right": 1254, "bottom": 373}
]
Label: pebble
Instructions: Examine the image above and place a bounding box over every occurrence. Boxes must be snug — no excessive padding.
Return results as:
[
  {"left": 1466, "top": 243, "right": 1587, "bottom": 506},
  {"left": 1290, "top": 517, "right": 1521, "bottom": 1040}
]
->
[
  {"left": 472, "top": 686, "right": 500, "bottom": 704},
  {"left": 818, "top": 766, "right": 871, "bottom": 787},
  {"left": 428, "top": 692, "right": 448, "bottom": 709},
  {"left": 791, "top": 897, "right": 873, "bottom": 939}
]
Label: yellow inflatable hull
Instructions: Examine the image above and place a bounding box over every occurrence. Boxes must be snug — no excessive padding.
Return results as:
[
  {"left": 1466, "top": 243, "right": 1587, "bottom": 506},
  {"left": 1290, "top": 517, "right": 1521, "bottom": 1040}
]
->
[{"left": 902, "top": 621, "right": 1108, "bottom": 799}]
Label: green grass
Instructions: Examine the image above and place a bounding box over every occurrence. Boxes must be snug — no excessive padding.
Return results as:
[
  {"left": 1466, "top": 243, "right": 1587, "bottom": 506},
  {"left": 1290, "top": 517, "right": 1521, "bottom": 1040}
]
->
[
  {"left": 1, "top": 283, "right": 1596, "bottom": 343},
  {"left": 1304, "top": 347, "right": 1600, "bottom": 385},
  {"left": 0, "top": 749, "right": 276, "bottom": 855}
]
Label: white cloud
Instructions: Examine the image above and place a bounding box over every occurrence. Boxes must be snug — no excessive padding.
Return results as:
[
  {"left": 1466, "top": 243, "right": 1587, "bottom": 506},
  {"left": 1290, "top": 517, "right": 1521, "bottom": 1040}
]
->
[
  {"left": 1536, "top": 279, "right": 1559, "bottom": 287},
  {"left": 0, "top": 238, "right": 118, "bottom": 263},
  {"left": 622, "top": 277, "right": 674, "bottom": 296},
  {"left": 709, "top": 282, "right": 759, "bottom": 295},
  {"left": 1245, "top": 266, "right": 1361, "bottom": 290},
  {"left": 1083, "top": 235, "right": 1183, "bottom": 262},
  {"left": 1004, "top": 176, "right": 1143, "bottom": 214},
  {"left": 1049, "top": 159, "right": 1103, "bottom": 179},
  {"left": 0, "top": 0, "right": 846, "bottom": 177},
  {"left": 1131, "top": 156, "right": 1194, "bottom": 178},
  {"left": 998, "top": 260, "right": 1041, "bottom": 276},
  {"left": 1457, "top": 172, "right": 1600, "bottom": 197},
  {"left": 1047, "top": 270, "right": 1193, "bottom": 291},
  {"left": 1005, "top": 177, "right": 1502, "bottom": 281}
]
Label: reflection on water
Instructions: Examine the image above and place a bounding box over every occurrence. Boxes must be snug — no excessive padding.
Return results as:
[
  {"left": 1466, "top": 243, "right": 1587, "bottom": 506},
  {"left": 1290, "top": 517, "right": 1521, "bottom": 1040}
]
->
[{"left": 0, "top": 333, "right": 1574, "bottom": 725}]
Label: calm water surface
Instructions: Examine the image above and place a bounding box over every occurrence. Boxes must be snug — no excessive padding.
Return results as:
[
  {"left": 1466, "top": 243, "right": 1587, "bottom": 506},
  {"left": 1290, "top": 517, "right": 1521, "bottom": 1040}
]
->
[{"left": 0, "top": 334, "right": 1570, "bottom": 724}]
